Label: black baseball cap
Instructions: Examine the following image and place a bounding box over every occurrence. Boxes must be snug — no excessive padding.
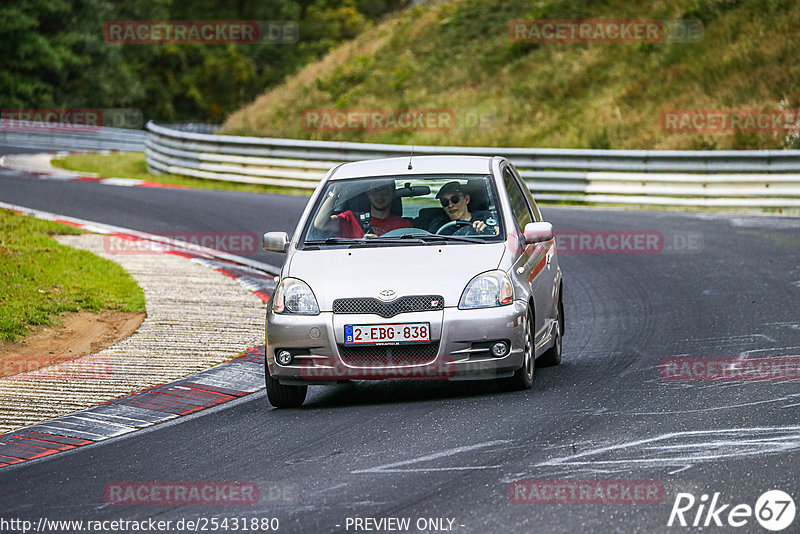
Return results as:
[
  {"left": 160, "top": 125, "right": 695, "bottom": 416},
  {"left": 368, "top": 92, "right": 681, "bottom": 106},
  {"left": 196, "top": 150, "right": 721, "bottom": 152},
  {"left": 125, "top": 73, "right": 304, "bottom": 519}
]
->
[{"left": 435, "top": 181, "right": 467, "bottom": 199}]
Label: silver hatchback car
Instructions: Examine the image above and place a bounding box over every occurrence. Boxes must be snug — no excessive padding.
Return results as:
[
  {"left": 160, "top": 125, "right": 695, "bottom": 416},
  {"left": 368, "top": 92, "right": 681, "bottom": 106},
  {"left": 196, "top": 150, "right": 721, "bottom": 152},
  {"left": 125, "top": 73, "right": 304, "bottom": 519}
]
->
[{"left": 261, "top": 155, "right": 563, "bottom": 407}]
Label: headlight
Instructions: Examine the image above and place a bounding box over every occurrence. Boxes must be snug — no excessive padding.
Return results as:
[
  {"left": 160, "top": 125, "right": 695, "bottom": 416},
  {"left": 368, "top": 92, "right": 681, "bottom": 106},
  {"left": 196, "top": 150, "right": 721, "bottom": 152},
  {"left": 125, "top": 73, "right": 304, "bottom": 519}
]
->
[
  {"left": 273, "top": 278, "right": 319, "bottom": 315},
  {"left": 459, "top": 270, "right": 513, "bottom": 309}
]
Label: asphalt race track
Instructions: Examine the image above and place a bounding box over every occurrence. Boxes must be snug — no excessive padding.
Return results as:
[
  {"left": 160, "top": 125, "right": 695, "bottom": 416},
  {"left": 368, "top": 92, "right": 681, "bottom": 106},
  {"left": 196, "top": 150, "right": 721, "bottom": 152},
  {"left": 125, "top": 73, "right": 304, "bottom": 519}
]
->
[{"left": 2, "top": 144, "right": 800, "bottom": 533}]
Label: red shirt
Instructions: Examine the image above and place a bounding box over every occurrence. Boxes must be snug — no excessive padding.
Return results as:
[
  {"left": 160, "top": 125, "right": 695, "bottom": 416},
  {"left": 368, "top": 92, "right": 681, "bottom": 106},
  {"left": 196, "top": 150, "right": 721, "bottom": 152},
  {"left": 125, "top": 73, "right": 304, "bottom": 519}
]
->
[{"left": 336, "top": 211, "right": 412, "bottom": 238}]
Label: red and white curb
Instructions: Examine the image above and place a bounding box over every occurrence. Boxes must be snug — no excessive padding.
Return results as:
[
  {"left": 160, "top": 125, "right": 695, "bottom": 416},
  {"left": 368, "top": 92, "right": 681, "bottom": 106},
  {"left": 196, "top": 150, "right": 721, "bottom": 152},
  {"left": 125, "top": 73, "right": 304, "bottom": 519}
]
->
[
  {"left": 0, "top": 346, "right": 267, "bottom": 468},
  {"left": 0, "top": 151, "right": 187, "bottom": 189},
  {"left": 0, "top": 202, "right": 282, "bottom": 469}
]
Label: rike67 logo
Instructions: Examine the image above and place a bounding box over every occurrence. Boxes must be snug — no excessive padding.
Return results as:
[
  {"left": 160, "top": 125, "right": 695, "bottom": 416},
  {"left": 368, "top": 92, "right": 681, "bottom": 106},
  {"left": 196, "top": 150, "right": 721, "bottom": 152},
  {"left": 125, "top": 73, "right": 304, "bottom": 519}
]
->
[{"left": 668, "top": 490, "right": 795, "bottom": 531}]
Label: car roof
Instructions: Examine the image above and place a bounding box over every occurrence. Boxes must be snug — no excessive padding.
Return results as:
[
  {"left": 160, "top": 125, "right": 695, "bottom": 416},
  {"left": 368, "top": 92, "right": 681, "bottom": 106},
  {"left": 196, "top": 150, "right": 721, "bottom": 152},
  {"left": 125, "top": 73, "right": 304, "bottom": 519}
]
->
[{"left": 328, "top": 156, "right": 497, "bottom": 180}]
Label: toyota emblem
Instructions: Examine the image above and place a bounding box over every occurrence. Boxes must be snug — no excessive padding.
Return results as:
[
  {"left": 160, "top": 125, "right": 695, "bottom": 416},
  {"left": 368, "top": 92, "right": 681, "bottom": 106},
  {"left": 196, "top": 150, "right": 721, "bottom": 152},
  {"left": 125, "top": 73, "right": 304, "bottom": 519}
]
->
[{"left": 378, "top": 289, "right": 397, "bottom": 301}]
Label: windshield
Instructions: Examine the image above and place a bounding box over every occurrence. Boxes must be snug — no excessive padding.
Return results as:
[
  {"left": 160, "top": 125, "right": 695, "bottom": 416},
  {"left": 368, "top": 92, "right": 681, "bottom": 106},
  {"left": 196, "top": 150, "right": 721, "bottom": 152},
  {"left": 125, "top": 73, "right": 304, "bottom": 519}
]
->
[{"left": 300, "top": 175, "right": 504, "bottom": 247}]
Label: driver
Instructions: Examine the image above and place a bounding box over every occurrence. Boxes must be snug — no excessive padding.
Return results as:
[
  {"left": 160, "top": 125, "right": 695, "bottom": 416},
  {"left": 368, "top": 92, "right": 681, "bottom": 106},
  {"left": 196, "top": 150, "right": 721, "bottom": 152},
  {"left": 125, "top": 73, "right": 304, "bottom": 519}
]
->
[
  {"left": 313, "top": 179, "right": 412, "bottom": 238},
  {"left": 427, "top": 181, "right": 498, "bottom": 235}
]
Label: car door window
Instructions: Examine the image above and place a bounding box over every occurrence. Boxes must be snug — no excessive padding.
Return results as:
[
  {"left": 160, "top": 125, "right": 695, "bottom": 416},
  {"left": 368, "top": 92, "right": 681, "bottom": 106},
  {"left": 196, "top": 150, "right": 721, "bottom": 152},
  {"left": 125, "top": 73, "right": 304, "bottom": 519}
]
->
[
  {"left": 502, "top": 166, "right": 533, "bottom": 230},
  {"left": 509, "top": 166, "right": 542, "bottom": 222}
]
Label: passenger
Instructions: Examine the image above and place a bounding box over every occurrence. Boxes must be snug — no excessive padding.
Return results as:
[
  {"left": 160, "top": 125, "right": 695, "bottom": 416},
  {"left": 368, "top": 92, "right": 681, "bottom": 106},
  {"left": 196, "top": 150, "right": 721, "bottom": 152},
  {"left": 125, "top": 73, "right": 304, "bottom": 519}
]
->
[
  {"left": 314, "top": 180, "right": 412, "bottom": 238},
  {"left": 428, "top": 181, "right": 498, "bottom": 235}
]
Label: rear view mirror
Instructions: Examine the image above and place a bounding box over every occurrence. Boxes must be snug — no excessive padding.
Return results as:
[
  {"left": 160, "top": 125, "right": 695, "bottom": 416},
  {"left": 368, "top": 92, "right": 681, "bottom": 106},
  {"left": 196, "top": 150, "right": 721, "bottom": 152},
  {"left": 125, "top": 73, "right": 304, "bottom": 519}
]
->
[
  {"left": 262, "top": 232, "right": 289, "bottom": 252},
  {"left": 395, "top": 183, "right": 431, "bottom": 197},
  {"left": 523, "top": 222, "right": 554, "bottom": 244}
]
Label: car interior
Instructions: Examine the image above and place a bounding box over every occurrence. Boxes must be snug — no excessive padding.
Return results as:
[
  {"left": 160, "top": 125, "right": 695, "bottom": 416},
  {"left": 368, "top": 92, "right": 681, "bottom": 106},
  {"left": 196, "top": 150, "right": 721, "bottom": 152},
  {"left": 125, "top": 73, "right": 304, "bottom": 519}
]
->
[
  {"left": 412, "top": 179, "right": 492, "bottom": 232},
  {"left": 304, "top": 178, "right": 495, "bottom": 240}
]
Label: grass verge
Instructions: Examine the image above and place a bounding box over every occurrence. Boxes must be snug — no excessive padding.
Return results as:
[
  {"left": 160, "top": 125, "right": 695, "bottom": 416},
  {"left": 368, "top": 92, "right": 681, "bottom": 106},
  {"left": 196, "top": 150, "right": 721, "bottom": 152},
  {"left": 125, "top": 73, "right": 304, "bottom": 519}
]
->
[
  {"left": 0, "top": 210, "right": 146, "bottom": 342},
  {"left": 221, "top": 0, "right": 800, "bottom": 151},
  {"left": 51, "top": 152, "right": 312, "bottom": 196}
]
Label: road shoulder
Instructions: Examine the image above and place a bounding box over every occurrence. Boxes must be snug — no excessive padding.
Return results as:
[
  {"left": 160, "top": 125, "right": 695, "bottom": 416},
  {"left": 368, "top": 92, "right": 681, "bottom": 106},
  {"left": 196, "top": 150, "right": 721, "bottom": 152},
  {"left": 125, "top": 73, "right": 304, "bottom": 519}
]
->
[{"left": 0, "top": 233, "right": 265, "bottom": 435}]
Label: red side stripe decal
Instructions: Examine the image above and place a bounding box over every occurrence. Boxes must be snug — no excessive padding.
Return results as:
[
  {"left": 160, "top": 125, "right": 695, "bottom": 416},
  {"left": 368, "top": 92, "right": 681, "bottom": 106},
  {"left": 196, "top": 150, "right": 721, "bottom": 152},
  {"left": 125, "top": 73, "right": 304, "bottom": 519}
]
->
[{"left": 528, "top": 242, "right": 553, "bottom": 282}]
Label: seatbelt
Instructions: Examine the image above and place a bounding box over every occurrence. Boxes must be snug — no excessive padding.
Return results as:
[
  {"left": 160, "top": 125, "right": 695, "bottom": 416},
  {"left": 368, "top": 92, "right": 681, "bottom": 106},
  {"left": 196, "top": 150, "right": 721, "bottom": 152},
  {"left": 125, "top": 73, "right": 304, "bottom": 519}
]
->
[{"left": 358, "top": 212, "right": 372, "bottom": 235}]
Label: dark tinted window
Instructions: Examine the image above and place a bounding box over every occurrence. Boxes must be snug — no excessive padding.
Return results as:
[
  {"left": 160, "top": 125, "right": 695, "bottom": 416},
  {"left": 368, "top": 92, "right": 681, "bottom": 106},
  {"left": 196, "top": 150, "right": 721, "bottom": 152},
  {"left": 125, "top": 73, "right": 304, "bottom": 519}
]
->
[
  {"left": 502, "top": 166, "right": 533, "bottom": 230},
  {"left": 509, "top": 166, "right": 542, "bottom": 222}
]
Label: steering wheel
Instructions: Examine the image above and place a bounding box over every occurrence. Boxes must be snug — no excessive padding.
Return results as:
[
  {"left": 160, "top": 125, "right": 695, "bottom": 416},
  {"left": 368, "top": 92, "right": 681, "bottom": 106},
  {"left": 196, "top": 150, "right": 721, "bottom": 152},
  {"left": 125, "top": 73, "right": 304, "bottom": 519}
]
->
[{"left": 436, "top": 220, "right": 474, "bottom": 235}]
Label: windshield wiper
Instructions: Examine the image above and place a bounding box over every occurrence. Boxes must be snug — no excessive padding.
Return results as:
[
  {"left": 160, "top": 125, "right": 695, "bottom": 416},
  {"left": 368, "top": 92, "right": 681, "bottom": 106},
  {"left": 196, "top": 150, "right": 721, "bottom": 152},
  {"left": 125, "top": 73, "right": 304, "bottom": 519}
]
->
[
  {"left": 303, "top": 236, "right": 425, "bottom": 248},
  {"left": 346, "top": 237, "right": 425, "bottom": 247},
  {"left": 304, "top": 234, "right": 487, "bottom": 247},
  {"left": 301, "top": 237, "right": 362, "bottom": 249},
  {"left": 304, "top": 237, "right": 361, "bottom": 245},
  {"left": 414, "top": 234, "right": 486, "bottom": 243}
]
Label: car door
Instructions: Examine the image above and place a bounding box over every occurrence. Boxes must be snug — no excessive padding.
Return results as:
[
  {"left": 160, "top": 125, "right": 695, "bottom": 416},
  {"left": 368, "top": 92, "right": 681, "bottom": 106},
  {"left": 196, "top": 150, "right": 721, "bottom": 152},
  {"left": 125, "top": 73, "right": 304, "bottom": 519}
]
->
[
  {"left": 501, "top": 164, "right": 557, "bottom": 353},
  {"left": 510, "top": 164, "right": 560, "bottom": 329}
]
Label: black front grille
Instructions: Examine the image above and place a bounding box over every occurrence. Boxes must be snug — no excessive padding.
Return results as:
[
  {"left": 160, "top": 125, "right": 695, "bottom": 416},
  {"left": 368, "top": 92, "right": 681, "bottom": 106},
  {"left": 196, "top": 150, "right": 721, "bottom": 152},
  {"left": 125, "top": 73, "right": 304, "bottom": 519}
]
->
[
  {"left": 333, "top": 295, "right": 444, "bottom": 318},
  {"left": 339, "top": 342, "right": 440, "bottom": 367}
]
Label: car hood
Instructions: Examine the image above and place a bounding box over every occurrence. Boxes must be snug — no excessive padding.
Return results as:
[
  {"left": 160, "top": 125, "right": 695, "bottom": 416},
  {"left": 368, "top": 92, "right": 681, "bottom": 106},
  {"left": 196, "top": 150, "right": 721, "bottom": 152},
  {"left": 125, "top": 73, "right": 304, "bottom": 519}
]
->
[{"left": 286, "top": 243, "right": 506, "bottom": 310}]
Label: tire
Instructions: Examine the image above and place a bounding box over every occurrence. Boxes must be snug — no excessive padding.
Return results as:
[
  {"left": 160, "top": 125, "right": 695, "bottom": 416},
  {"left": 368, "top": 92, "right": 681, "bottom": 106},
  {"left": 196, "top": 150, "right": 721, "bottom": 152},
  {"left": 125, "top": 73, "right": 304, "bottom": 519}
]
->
[
  {"left": 498, "top": 309, "right": 535, "bottom": 391},
  {"left": 265, "top": 367, "right": 307, "bottom": 408},
  {"left": 538, "top": 298, "right": 563, "bottom": 367}
]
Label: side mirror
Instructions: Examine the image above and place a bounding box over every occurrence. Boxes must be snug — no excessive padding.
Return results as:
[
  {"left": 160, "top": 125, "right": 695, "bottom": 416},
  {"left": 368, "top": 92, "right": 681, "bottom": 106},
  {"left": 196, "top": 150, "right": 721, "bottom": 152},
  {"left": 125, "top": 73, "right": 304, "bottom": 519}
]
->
[
  {"left": 523, "top": 222, "right": 554, "bottom": 244},
  {"left": 262, "top": 232, "right": 289, "bottom": 252}
]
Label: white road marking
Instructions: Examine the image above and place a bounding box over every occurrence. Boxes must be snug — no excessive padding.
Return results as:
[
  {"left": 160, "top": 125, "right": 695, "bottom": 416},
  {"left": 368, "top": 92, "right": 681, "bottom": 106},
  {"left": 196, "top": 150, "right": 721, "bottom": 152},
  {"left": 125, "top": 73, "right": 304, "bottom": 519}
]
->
[
  {"left": 534, "top": 426, "right": 800, "bottom": 472},
  {"left": 678, "top": 333, "right": 777, "bottom": 348},
  {"left": 628, "top": 393, "right": 800, "bottom": 416},
  {"left": 352, "top": 440, "right": 510, "bottom": 474},
  {"left": 667, "top": 465, "right": 692, "bottom": 475},
  {"left": 737, "top": 346, "right": 800, "bottom": 357}
]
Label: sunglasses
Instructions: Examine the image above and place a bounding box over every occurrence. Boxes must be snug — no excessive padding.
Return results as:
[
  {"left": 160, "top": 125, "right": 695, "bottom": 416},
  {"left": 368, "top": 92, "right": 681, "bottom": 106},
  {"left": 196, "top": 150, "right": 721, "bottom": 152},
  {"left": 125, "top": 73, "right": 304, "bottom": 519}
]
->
[{"left": 439, "top": 195, "right": 463, "bottom": 207}]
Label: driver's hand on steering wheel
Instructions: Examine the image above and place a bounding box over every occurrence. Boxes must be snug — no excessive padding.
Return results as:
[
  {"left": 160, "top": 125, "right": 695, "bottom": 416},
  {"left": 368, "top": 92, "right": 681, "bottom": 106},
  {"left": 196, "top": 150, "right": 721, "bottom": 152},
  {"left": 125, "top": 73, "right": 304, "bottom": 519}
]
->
[{"left": 472, "top": 220, "right": 498, "bottom": 234}]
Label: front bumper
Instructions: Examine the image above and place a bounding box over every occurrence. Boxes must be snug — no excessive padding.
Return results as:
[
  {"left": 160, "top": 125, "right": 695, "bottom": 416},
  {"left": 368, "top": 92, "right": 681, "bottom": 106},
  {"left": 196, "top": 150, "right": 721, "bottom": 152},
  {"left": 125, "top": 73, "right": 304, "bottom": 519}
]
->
[{"left": 266, "top": 301, "right": 528, "bottom": 384}]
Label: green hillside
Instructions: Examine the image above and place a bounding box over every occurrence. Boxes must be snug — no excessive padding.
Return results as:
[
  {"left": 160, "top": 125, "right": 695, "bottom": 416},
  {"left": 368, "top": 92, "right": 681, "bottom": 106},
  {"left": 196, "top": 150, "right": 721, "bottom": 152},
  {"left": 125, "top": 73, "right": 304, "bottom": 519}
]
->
[{"left": 221, "top": 0, "right": 800, "bottom": 150}]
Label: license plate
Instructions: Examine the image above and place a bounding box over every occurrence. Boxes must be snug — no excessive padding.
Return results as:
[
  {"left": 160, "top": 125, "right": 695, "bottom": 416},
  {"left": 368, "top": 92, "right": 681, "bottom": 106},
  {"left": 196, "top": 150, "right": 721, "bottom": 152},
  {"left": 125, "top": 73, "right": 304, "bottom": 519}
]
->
[{"left": 344, "top": 323, "right": 430, "bottom": 345}]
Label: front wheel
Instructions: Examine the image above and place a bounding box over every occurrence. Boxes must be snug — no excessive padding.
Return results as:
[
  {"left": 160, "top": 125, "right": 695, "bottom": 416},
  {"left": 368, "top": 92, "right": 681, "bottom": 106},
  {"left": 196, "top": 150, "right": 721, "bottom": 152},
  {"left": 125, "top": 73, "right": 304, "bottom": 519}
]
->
[
  {"left": 498, "top": 310, "right": 535, "bottom": 391},
  {"left": 265, "top": 368, "right": 307, "bottom": 408}
]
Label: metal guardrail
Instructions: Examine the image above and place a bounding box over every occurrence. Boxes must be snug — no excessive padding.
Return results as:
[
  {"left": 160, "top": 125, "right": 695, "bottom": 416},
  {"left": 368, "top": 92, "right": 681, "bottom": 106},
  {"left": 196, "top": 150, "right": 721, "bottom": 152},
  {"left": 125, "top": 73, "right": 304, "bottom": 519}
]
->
[
  {"left": 0, "top": 125, "right": 146, "bottom": 152},
  {"left": 145, "top": 121, "right": 800, "bottom": 207}
]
